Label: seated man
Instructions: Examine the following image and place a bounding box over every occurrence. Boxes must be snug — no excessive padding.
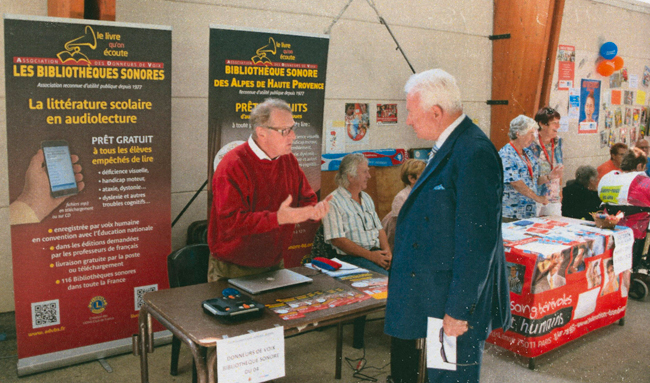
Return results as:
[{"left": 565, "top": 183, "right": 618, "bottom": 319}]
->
[
  {"left": 562, "top": 165, "right": 601, "bottom": 220},
  {"left": 598, "top": 148, "right": 650, "bottom": 271},
  {"left": 597, "top": 143, "right": 627, "bottom": 181},
  {"left": 322, "top": 153, "right": 391, "bottom": 275}
]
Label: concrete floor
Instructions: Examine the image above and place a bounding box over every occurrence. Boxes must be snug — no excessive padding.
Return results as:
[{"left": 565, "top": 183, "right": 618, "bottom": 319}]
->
[{"left": 1, "top": 300, "right": 649, "bottom": 383}]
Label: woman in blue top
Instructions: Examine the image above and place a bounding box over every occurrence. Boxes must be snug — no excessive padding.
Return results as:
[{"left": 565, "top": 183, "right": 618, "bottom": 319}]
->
[{"left": 499, "top": 115, "right": 559, "bottom": 220}]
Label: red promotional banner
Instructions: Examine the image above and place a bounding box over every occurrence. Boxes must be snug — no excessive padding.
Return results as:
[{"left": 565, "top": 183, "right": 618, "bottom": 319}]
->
[
  {"left": 4, "top": 16, "right": 171, "bottom": 373},
  {"left": 488, "top": 218, "right": 628, "bottom": 358}
]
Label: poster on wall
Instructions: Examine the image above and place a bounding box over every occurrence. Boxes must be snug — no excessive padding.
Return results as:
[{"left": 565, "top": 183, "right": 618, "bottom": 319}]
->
[
  {"left": 579, "top": 79, "right": 600, "bottom": 134},
  {"left": 344, "top": 102, "right": 370, "bottom": 151},
  {"left": 4, "top": 15, "right": 171, "bottom": 373},
  {"left": 376, "top": 103, "right": 397, "bottom": 124},
  {"left": 557, "top": 45, "right": 575, "bottom": 90},
  {"left": 208, "top": 26, "right": 329, "bottom": 267}
]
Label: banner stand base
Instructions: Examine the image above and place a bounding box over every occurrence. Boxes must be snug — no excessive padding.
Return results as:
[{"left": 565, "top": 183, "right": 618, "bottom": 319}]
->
[{"left": 16, "top": 330, "right": 172, "bottom": 377}]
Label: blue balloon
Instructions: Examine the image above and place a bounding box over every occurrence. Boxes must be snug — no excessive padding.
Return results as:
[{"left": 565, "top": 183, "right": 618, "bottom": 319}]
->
[{"left": 600, "top": 42, "right": 617, "bottom": 60}]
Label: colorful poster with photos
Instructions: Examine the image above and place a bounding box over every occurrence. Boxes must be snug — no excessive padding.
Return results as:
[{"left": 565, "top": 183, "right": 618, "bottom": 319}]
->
[
  {"left": 345, "top": 103, "right": 369, "bottom": 141},
  {"left": 625, "top": 107, "right": 632, "bottom": 125},
  {"left": 604, "top": 109, "right": 613, "bottom": 129},
  {"left": 600, "top": 131, "right": 608, "bottom": 148},
  {"left": 624, "top": 90, "right": 633, "bottom": 105},
  {"left": 610, "top": 72, "right": 622, "bottom": 88},
  {"left": 644, "top": 66, "right": 650, "bottom": 87},
  {"left": 376, "top": 103, "right": 397, "bottom": 124}
]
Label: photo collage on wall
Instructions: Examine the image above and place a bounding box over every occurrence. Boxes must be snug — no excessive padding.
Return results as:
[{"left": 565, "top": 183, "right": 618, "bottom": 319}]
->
[
  {"left": 553, "top": 45, "right": 650, "bottom": 149},
  {"left": 599, "top": 65, "right": 649, "bottom": 148}
]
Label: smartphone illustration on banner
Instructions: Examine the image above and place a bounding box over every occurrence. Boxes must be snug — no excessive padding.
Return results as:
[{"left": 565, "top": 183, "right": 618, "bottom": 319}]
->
[{"left": 41, "top": 140, "right": 78, "bottom": 198}]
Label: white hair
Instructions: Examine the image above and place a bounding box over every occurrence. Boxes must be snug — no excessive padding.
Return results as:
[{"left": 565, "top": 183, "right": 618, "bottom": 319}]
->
[
  {"left": 508, "top": 115, "right": 537, "bottom": 140},
  {"left": 335, "top": 153, "right": 368, "bottom": 188},
  {"left": 404, "top": 69, "right": 463, "bottom": 113}
]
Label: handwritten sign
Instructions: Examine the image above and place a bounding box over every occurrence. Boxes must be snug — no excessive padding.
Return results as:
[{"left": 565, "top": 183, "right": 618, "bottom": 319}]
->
[
  {"left": 612, "top": 228, "right": 633, "bottom": 275},
  {"left": 217, "top": 326, "right": 285, "bottom": 383}
]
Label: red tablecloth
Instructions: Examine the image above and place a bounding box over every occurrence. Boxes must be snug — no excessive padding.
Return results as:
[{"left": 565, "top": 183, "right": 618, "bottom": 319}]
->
[{"left": 487, "top": 217, "right": 630, "bottom": 358}]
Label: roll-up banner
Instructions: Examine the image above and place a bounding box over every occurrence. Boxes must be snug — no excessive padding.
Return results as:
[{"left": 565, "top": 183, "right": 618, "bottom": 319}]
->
[
  {"left": 208, "top": 26, "right": 329, "bottom": 266},
  {"left": 4, "top": 15, "right": 171, "bottom": 375}
]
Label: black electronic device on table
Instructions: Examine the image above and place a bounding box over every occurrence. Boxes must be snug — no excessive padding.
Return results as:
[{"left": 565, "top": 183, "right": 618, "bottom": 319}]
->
[{"left": 201, "top": 288, "right": 265, "bottom": 321}]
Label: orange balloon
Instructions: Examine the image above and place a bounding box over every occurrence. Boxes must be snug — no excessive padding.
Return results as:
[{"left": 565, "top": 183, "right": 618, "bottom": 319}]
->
[
  {"left": 597, "top": 59, "right": 615, "bottom": 76},
  {"left": 612, "top": 56, "right": 624, "bottom": 71}
]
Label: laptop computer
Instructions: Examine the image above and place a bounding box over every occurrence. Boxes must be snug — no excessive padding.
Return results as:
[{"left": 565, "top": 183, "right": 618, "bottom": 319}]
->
[{"left": 228, "top": 269, "right": 313, "bottom": 295}]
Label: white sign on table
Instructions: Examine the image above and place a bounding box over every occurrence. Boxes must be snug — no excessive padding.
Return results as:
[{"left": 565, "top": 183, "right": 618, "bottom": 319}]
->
[
  {"left": 612, "top": 228, "right": 634, "bottom": 275},
  {"left": 216, "top": 326, "right": 285, "bottom": 383}
]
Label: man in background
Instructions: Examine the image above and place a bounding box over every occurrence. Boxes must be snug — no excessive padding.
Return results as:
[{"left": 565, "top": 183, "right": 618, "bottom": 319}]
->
[
  {"left": 384, "top": 69, "right": 511, "bottom": 383},
  {"left": 597, "top": 143, "right": 627, "bottom": 181},
  {"left": 323, "top": 153, "right": 391, "bottom": 275},
  {"left": 207, "top": 98, "right": 330, "bottom": 281}
]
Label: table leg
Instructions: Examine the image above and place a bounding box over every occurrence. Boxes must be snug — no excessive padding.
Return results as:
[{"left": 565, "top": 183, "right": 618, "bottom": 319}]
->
[
  {"left": 416, "top": 338, "right": 426, "bottom": 383},
  {"left": 335, "top": 322, "right": 343, "bottom": 379},
  {"left": 207, "top": 347, "right": 217, "bottom": 382},
  {"left": 188, "top": 342, "right": 209, "bottom": 383},
  {"left": 138, "top": 307, "right": 151, "bottom": 383},
  {"left": 528, "top": 357, "right": 536, "bottom": 370}
]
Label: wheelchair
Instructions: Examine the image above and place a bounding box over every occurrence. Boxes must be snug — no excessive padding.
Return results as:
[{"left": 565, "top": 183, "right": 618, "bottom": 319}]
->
[{"left": 603, "top": 204, "right": 650, "bottom": 301}]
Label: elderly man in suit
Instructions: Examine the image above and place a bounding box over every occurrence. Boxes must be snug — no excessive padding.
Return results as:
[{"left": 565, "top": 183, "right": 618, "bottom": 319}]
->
[{"left": 384, "top": 69, "right": 511, "bottom": 383}]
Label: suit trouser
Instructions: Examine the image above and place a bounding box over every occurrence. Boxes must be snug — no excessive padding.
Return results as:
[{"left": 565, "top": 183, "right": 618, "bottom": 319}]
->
[{"left": 391, "top": 330, "right": 485, "bottom": 383}]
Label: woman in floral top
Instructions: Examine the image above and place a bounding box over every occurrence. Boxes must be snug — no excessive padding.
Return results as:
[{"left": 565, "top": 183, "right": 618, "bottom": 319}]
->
[
  {"left": 528, "top": 107, "right": 565, "bottom": 216},
  {"left": 499, "top": 115, "right": 558, "bottom": 220}
]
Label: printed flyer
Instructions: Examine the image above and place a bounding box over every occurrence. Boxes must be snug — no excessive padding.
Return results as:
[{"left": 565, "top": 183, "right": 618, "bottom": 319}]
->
[
  {"left": 4, "top": 15, "right": 171, "bottom": 372},
  {"left": 557, "top": 45, "right": 575, "bottom": 90}
]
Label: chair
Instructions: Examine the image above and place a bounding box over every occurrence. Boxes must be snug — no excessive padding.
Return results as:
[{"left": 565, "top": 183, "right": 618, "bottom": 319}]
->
[{"left": 167, "top": 244, "right": 211, "bottom": 381}]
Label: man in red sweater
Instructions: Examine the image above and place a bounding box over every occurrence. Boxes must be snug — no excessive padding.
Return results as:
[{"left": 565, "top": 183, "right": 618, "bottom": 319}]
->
[{"left": 207, "top": 98, "right": 330, "bottom": 281}]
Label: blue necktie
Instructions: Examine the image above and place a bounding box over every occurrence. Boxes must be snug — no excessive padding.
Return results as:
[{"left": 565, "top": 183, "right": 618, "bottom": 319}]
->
[{"left": 428, "top": 145, "right": 439, "bottom": 164}]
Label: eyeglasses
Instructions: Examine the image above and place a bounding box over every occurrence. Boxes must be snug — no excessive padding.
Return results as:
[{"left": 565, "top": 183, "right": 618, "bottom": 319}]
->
[
  {"left": 357, "top": 211, "right": 377, "bottom": 231},
  {"left": 439, "top": 328, "right": 479, "bottom": 366},
  {"left": 265, "top": 123, "right": 297, "bottom": 137}
]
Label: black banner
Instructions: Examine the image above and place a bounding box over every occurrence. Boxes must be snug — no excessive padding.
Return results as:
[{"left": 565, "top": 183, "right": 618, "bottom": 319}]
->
[
  {"left": 510, "top": 307, "right": 574, "bottom": 337},
  {"left": 208, "top": 26, "right": 329, "bottom": 266}
]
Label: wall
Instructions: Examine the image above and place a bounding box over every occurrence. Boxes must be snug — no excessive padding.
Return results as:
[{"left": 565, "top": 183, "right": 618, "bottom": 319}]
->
[
  {"left": 549, "top": 0, "right": 650, "bottom": 182},
  {"left": 0, "top": 0, "right": 494, "bottom": 312}
]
